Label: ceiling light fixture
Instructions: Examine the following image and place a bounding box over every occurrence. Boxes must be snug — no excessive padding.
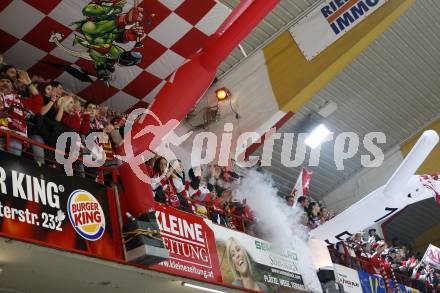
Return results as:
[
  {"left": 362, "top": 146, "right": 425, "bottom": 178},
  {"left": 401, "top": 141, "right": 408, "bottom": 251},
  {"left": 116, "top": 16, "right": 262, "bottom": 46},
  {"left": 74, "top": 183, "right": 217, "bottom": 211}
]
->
[
  {"left": 317, "top": 101, "right": 337, "bottom": 118},
  {"left": 305, "top": 124, "right": 331, "bottom": 149},
  {"left": 181, "top": 282, "right": 226, "bottom": 293},
  {"left": 215, "top": 88, "right": 230, "bottom": 101},
  {"left": 0, "top": 289, "right": 28, "bottom": 293},
  {"left": 238, "top": 44, "right": 248, "bottom": 57}
]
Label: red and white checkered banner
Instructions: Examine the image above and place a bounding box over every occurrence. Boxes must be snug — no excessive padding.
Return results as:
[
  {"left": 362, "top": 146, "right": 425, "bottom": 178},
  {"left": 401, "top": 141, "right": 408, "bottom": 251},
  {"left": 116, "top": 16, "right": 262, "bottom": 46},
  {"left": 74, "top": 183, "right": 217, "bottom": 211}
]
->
[{"left": 0, "top": 0, "right": 230, "bottom": 113}]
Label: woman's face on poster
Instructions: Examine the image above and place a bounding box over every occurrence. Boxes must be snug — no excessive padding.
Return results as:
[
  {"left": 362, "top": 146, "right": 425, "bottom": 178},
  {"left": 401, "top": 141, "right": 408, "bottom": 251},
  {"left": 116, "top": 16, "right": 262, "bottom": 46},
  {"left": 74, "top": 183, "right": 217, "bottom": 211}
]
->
[{"left": 229, "top": 241, "right": 249, "bottom": 276}]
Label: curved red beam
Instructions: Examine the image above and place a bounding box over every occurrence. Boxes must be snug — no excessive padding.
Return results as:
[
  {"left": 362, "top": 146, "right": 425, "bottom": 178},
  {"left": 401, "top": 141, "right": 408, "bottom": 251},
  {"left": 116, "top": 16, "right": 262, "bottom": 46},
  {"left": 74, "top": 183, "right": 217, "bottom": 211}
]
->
[
  {"left": 215, "top": 0, "right": 255, "bottom": 35},
  {"left": 117, "top": 0, "right": 280, "bottom": 217}
]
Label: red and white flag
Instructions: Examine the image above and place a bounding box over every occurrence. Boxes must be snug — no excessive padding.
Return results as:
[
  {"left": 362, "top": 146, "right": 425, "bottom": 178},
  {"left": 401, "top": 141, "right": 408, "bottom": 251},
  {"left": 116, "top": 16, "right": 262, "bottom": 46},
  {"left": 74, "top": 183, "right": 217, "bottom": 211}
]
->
[
  {"left": 291, "top": 167, "right": 313, "bottom": 197},
  {"left": 422, "top": 244, "right": 440, "bottom": 270},
  {"left": 420, "top": 172, "right": 440, "bottom": 204}
]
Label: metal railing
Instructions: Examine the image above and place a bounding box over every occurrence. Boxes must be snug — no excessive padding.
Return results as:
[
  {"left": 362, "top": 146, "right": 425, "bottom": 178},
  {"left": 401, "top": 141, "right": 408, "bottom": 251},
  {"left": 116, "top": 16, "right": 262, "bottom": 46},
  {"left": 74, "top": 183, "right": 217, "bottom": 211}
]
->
[
  {"left": 186, "top": 197, "right": 255, "bottom": 234},
  {"left": 0, "top": 126, "right": 256, "bottom": 234},
  {"left": 0, "top": 103, "right": 257, "bottom": 235},
  {"left": 0, "top": 127, "right": 118, "bottom": 185},
  {"left": 328, "top": 246, "right": 438, "bottom": 292}
]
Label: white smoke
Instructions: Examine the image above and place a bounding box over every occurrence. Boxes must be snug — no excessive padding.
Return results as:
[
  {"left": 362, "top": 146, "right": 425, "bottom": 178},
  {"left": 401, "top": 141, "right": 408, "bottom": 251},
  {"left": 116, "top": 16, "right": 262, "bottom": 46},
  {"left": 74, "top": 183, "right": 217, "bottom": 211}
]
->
[{"left": 233, "top": 169, "right": 322, "bottom": 293}]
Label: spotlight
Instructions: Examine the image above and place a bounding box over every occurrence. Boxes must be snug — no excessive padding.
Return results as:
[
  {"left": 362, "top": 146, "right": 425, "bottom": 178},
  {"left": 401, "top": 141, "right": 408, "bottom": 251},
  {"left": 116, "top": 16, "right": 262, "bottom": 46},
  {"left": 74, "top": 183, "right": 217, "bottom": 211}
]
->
[
  {"left": 215, "top": 88, "right": 230, "bottom": 101},
  {"left": 305, "top": 124, "right": 331, "bottom": 149},
  {"left": 181, "top": 282, "right": 226, "bottom": 293}
]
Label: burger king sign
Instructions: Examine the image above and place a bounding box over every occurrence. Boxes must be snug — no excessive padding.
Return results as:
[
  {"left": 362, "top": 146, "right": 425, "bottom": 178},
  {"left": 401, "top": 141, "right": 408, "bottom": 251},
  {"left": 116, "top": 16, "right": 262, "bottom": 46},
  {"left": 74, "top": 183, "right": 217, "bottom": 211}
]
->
[{"left": 67, "top": 190, "right": 106, "bottom": 241}]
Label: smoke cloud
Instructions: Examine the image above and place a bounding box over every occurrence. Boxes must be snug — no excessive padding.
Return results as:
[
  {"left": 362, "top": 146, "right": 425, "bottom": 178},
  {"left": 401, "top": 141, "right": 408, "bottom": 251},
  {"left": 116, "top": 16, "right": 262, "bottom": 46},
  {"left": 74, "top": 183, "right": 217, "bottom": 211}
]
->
[{"left": 233, "top": 169, "right": 322, "bottom": 292}]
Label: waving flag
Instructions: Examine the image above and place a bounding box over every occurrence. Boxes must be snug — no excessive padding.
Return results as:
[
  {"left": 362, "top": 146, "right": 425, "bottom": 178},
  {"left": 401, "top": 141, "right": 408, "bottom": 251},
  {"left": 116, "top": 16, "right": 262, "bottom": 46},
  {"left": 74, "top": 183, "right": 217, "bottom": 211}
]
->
[
  {"left": 291, "top": 167, "right": 313, "bottom": 197},
  {"left": 422, "top": 244, "right": 440, "bottom": 270}
]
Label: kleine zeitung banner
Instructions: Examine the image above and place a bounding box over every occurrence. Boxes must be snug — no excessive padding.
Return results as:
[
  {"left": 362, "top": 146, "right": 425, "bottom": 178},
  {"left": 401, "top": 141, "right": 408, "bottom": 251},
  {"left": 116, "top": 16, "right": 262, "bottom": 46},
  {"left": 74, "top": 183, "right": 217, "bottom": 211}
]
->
[
  {"left": 150, "top": 203, "right": 223, "bottom": 283},
  {"left": 149, "top": 203, "right": 308, "bottom": 292}
]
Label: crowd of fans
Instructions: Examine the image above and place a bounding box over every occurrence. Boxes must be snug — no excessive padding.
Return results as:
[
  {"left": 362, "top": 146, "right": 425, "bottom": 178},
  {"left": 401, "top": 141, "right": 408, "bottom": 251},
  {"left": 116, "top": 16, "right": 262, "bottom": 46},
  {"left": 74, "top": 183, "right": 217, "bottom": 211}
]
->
[
  {"left": 285, "top": 193, "right": 336, "bottom": 229},
  {"left": 329, "top": 229, "right": 439, "bottom": 292},
  {"left": 283, "top": 188, "right": 439, "bottom": 292},
  {"left": 0, "top": 54, "right": 252, "bottom": 227},
  {"left": 147, "top": 156, "right": 257, "bottom": 232},
  {"left": 0, "top": 54, "right": 258, "bottom": 232},
  {"left": 0, "top": 54, "right": 128, "bottom": 180}
]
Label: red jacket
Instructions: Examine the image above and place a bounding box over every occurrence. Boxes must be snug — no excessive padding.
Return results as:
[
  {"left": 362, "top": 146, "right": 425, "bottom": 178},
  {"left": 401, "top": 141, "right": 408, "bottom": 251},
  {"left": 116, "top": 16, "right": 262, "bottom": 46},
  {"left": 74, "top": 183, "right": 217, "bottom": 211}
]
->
[
  {"left": 371, "top": 252, "right": 391, "bottom": 272},
  {"left": 62, "top": 112, "right": 90, "bottom": 135},
  {"left": 23, "top": 94, "right": 44, "bottom": 115},
  {"left": 0, "top": 92, "right": 28, "bottom": 137}
]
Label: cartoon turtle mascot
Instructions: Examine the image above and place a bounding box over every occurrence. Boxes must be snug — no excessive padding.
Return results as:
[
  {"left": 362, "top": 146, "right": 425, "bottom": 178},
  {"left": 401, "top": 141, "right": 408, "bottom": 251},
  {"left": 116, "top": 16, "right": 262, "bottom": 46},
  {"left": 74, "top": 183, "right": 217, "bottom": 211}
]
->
[{"left": 67, "top": 0, "right": 145, "bottom": 81}]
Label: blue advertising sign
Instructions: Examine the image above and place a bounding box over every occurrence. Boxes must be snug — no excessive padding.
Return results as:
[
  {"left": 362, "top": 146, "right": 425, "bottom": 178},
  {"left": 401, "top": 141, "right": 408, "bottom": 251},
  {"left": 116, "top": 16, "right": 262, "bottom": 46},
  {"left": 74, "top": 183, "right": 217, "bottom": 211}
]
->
[
  {"left": 358, "top": 270, "right": 408, "bottom": 293},
  {"left": 358, "top": 271, "right": 387, "bottom": 293}
]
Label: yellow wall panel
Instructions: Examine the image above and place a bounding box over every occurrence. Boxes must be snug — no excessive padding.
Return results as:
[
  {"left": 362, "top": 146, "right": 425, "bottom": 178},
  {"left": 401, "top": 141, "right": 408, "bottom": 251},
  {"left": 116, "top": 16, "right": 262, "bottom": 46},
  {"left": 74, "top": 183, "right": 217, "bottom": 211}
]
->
[
  {"left": 412, "top": 223, "right": 440, "bottom": 253},
  {"left": 263, "top": 0, "right": 415, "bottom": 113}
]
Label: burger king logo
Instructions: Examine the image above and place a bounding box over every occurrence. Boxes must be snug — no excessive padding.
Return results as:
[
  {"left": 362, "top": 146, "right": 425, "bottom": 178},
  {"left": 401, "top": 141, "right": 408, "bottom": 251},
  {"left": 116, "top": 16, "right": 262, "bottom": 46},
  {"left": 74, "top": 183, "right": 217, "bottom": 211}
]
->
[{"left": 67, "top": 190, "right": 105, "bottom": 241}]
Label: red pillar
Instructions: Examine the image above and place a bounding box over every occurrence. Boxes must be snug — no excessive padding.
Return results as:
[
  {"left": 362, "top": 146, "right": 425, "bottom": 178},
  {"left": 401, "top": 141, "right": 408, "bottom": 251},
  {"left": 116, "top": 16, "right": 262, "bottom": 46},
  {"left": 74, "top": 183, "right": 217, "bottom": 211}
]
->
[
  {"left": 118, "top": 160, "right": 155, "bottom": 217},
  {"left": 201, "top": 0, "right": 281, "bottom": 70},
  {"left": 215, "top": 0, "right": 255, "bottom": 35},
  {"left": 117, "top": 0, "right": 280, "bottom": 217}
]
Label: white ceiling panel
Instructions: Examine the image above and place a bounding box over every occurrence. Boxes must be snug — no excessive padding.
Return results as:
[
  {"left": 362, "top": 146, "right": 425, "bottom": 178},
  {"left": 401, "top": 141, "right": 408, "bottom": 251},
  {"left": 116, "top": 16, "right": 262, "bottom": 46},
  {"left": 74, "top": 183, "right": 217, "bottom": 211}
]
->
[{"left": 252, "top": 0, "right": 440, "bottom": 200}]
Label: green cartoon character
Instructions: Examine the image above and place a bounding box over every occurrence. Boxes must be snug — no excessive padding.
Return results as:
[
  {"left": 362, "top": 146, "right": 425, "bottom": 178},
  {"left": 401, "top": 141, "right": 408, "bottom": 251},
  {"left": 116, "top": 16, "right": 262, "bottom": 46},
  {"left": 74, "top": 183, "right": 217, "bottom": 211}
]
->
[{"left": 51, "top": 0, "right": 145, "bottom": 81}]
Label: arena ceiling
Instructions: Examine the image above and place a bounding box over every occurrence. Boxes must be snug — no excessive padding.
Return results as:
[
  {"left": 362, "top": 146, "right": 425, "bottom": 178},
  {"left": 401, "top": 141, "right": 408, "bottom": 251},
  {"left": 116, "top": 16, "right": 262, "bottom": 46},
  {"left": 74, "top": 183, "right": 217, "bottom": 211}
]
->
[
  {"left": 382, "top": 198, "right": 440, "bottom": 249},
  {"left": 254, "top": 0, "right": 440, "bottom": 203},
  {"left": 216, "top": 0, "right": 322, "bottom": 77}
]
